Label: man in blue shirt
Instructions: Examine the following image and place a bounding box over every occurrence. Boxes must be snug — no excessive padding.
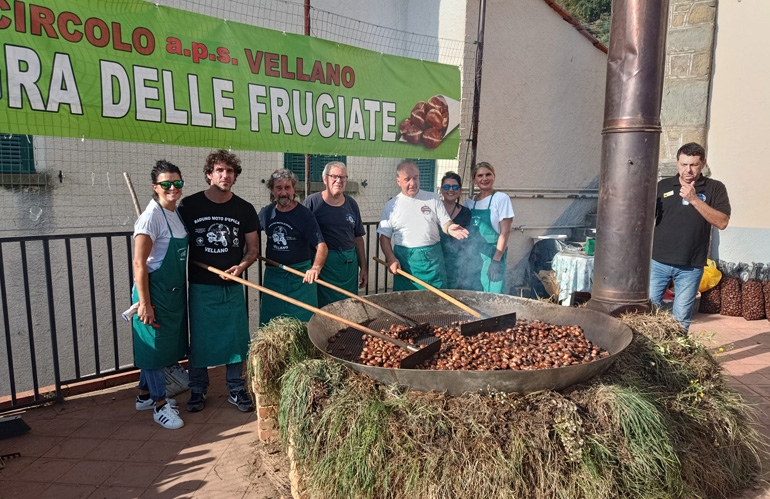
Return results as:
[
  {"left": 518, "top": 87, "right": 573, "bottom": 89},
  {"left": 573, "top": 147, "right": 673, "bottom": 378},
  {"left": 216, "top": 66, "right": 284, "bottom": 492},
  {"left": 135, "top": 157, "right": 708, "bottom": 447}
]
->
[
  {"left": 304, "top": 161, "right": 367, "bottom": 306},
  {"left": 259, "top": 169, "right": 328, "bottom": 325}
]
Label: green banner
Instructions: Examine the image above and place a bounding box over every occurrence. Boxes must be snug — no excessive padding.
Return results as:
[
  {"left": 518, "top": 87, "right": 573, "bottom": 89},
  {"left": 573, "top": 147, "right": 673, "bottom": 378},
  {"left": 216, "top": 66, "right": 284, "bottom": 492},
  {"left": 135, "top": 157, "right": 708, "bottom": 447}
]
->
[{"left": 0, "top": 0, "right": 461, "bottom": 158}]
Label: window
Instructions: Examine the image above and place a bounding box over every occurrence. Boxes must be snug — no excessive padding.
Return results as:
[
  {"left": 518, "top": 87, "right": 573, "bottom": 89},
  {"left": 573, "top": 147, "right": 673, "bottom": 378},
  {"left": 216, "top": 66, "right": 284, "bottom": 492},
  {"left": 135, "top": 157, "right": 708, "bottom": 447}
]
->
[
  {"left": 0, "top": 134, "right": 35, "bottom": 173},
  {"left": 283, "top": 154, "right": 346, "bottom": 182},
  {"left": 407, "top": 158, "right": 436, "bottom": 190}
]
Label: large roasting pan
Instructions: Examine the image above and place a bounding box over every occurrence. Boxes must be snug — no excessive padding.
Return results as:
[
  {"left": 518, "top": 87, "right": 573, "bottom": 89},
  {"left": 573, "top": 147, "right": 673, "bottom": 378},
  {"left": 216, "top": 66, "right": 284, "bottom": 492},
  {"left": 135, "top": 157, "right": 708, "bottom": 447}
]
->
[{"left": 307, "top": 290, "right": 633, "bottom": 395}]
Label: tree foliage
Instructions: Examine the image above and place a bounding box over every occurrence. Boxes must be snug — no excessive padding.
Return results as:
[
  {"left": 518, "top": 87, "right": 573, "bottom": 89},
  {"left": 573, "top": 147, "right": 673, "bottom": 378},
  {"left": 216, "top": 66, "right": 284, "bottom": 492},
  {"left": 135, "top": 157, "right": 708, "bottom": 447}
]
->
[{"left": 558, "top": 0, "right": 612, "bottom": 45}]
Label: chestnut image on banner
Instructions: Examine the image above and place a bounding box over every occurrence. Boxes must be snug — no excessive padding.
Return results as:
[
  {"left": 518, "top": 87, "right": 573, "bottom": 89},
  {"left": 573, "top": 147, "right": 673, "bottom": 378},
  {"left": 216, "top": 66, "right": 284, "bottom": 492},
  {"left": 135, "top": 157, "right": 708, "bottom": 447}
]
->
[{"left": 398, "top": 94, "right": 458, "bottom": 149}]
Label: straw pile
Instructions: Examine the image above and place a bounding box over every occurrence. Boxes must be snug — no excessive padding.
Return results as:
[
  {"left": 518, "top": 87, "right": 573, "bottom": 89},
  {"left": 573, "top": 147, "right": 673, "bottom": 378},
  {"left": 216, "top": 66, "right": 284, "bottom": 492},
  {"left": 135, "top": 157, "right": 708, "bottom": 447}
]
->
[{"left": 249, "top": 312, "right": 766, "bottom": 499}]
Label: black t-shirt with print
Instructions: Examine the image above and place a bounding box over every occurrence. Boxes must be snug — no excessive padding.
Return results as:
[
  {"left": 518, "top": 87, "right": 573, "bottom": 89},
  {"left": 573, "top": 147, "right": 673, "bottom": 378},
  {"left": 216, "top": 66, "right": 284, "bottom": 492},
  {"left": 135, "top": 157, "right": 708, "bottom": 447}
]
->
[
  {"left": 652, "top": 174, "right": 731, "bottom": 267},
  {"left": 179, "top": 191, "right": 260, "bottom": 285},
  {"left": 259, "top": 203, "right": 324, "bottom": 265}
]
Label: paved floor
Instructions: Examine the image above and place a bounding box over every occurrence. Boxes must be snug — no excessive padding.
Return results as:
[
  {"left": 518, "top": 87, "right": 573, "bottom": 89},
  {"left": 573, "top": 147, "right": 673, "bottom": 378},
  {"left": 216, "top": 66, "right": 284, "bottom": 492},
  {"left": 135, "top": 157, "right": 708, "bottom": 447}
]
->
[
  {"left": 690, "top": 312, "right": 770, "bottom": 499},
  {"left": 0, "top": 367, "right": 282, "bottom": 498},
  {"left": 0, "top": 311, "right": 768, "bottom": 498}
]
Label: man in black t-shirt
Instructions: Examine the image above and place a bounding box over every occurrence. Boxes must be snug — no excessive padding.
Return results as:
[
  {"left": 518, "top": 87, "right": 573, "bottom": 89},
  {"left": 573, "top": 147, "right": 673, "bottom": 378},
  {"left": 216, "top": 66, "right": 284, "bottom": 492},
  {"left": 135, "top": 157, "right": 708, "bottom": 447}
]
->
[
  {"left": 178, "top": 150, "right": 259, "bottom": 413},
  {"left": 650, "top": 142, "right": 731, "bottom": 331},
  {"left": 259, "top": 169, "right": 327, "bottom": 325}
]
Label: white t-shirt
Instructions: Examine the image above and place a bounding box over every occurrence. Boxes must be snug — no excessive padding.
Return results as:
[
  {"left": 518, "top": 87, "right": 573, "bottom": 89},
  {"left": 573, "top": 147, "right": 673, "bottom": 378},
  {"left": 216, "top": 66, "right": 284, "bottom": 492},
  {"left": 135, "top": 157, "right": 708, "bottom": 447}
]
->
[
  {"left": 134, "top": 201, "right": 188, "bottom": 272},
  {"left": 464, "top": 192, "right": 515, "bottom": 234},
  {"left": 377, "top": 190, "right": 451, "bottom": 248}
]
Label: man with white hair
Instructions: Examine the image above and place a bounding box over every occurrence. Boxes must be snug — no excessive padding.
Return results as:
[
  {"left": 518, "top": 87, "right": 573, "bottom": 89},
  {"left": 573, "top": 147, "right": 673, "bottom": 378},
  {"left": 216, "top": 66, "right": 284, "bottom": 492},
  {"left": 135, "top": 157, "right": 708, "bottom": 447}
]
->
[
  {"left": 378, "top": 161, "right": 468, "bottom": 290},
  {"left": 304, "top": 161, "right": 368, "bottom": 305}
]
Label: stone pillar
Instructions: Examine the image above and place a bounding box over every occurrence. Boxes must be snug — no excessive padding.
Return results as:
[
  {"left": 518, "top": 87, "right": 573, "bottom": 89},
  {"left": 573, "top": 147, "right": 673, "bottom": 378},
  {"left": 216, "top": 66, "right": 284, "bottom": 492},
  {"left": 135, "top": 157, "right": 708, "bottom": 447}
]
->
[{"left": 659, "top": 0, "right": 717, "bottom": 177}]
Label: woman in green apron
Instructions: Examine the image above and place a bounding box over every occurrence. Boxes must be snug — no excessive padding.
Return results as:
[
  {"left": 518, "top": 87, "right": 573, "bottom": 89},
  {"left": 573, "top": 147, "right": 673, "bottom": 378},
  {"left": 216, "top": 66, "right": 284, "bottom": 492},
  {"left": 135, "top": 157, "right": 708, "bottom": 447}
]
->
[
  {"left": 464, "top": 162, "right": 515, "bottom": 294},
  {"left": 132, "top": 160, "right": 187, "bottom": 430},
  {"left": 439, "top": 172, "right": 473, "bottom": 289}
]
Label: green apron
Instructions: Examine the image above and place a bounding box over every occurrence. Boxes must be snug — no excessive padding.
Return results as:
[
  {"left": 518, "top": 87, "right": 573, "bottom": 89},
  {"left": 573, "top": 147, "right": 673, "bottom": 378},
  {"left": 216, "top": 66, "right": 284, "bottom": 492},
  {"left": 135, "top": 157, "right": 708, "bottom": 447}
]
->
[
  {"left": 318, "top": 248, "right": 358, "bottom": 307},
  {"left": 393, "top": 243, "right": 447, "bottom": 291},
  {"left": 132, "top": 206, "right": 188, "bottom": 369},
  {"left": 440, "top": 230, "right": 475, "bottom": 290},
  {"left": 260, "top": 260, "right": 317, "bottom": 325},
  {"left": 189, "top": 282, "right": 250, "bottom": 366},
  {"left": 468, "top": 192, "right": 508, "bottom": 294}
]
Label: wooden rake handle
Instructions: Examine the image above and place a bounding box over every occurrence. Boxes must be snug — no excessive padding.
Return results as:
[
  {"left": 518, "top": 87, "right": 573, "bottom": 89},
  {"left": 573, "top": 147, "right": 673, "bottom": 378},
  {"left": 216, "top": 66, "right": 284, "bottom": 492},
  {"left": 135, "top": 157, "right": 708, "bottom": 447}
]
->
[
  {"left": 257, "top": 255, "right": 417, "bottom": 326},
  {"left": 191, "top": 260, "right": 418, "bottom": 352},
  {"left": 123, "top": 172, "right": 142, "bottom": 217},
  {"left": 372, "top": 256, "right": 481, "bottom": 318}
]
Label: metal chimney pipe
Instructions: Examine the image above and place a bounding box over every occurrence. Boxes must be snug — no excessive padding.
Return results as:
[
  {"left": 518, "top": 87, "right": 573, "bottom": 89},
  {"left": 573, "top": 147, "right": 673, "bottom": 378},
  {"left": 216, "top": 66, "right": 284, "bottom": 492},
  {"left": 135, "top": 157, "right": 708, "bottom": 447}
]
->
[{"left": 586, "top": 0, "right": 670, "bottom": 316}]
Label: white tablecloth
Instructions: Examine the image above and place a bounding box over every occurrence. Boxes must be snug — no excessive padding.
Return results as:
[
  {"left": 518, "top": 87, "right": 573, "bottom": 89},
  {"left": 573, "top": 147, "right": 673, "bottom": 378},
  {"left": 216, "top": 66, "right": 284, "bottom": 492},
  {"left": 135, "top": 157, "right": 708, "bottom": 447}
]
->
[{"left": 551, "top": 251, "right": 594, "bottom": 306}]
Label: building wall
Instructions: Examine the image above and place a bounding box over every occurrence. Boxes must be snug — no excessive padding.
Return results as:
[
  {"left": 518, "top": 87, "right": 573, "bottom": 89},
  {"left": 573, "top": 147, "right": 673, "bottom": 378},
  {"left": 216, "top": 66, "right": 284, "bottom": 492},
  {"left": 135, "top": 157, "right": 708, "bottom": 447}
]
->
[
  {"left": 706, "top": 0, "right": 770, "bottom": 263},
  {"left": 463, "top": 0, "right": 607, "bottom": 288}
]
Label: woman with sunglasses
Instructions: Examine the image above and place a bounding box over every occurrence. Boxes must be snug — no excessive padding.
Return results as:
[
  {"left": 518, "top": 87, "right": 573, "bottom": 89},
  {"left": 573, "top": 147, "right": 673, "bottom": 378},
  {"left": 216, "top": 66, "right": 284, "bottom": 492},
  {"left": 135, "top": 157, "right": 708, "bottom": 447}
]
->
[
  {"left": 439, "top": 171, "right": 473, "bottom": 289},
  {"left": 131, "top": 160, "right": 187, "bottom": 429},
  {"left": 464, "top": 162, "right": 514, "bottom": 293}
]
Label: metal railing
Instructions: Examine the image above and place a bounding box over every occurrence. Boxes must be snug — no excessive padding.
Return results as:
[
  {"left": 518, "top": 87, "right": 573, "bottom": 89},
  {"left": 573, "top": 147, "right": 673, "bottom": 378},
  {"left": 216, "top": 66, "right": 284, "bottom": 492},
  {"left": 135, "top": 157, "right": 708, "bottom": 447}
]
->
[{"left": 0, "top": 222, "right": 389, "bottom": 413}]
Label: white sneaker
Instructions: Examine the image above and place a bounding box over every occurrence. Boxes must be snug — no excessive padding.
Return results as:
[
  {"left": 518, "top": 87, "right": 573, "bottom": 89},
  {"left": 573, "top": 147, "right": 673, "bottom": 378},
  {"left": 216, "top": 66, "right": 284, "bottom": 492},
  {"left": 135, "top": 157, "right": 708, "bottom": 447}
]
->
[
  {"left": 136, "top": 397, "right": 177, "bottom": 411},
  {"left": 153, "top": 403, "right": 184, "bottom": 430}
]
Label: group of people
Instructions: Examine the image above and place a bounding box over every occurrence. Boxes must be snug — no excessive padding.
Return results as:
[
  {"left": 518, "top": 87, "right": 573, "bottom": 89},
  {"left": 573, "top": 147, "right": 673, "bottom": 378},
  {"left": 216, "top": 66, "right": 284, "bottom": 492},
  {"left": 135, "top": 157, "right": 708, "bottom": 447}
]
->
[
  {"left": 132, "top": 151, "right": 260, "bottom": 430},
  {"left": 130, "top": 153, "right": 372, "bottom": 430},
  {"left": 378, "top": 160, "right": 514, "bottom": 294},
  {"left": 130, "top": 152, "right": 516, "bottom": 429},
  {"left": 130, "top": 141, "right": 729, "bottom": 431}
]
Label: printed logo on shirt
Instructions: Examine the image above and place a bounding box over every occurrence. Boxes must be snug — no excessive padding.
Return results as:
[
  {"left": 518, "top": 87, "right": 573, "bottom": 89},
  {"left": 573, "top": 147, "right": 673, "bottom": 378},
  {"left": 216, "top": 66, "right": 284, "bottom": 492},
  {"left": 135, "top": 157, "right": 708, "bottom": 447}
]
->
[
  {"left": 420, "top": 205, "right": 432, "bottom": 215},
  {"left": 697, "top": 193, "right": 706, "bottom": 202},
  {"left": 346, "top": 213, "right": 355, "bottom": 226},
  {"left": 177, "top": 247, "right": 187, "bottom": 261},
  {"left": 271, "top": 226, "right": 288, "bottom": 247},
  {"left": 203, "top": 223, "right": 231, "bottom": 254},
  {"left": 206, "top": 223, "right": 230, "bottom": 247},
  {"left": 268, "top": 222, "right": 298, "bottom": 251}
]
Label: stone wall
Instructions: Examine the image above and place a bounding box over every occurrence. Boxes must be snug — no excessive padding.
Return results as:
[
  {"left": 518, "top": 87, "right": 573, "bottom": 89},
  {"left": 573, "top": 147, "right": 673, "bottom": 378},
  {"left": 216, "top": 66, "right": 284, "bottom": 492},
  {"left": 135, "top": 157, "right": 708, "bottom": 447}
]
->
[{"left": 659, "top": 0, "right": 717, "bottom": 177}]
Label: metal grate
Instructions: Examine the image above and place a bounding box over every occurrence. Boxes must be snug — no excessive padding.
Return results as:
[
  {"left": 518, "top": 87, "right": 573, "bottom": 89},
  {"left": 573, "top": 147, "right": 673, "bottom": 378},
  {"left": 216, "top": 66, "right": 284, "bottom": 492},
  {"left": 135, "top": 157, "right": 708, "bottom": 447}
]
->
[{"left": 325, "top": 312, "right": 473, "bottom": 363}]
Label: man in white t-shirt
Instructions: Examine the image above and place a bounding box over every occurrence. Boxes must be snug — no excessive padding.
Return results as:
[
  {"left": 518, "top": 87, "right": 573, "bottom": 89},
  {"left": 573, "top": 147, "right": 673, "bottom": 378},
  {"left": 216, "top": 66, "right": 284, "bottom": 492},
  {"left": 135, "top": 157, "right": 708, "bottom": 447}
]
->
[{"left": 377, "top": 161, "right": 469, "bottom": 291}]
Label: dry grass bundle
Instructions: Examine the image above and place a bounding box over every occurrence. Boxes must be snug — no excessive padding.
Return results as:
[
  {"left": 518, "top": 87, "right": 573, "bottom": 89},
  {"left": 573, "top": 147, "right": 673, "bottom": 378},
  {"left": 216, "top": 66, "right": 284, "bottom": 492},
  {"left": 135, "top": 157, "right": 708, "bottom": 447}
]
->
[
  {"left": 249, "top": 314, "right": 767, "bottom": 499},
  {"left": 248, "top": 316, "right": 317, "bottom": 399}
]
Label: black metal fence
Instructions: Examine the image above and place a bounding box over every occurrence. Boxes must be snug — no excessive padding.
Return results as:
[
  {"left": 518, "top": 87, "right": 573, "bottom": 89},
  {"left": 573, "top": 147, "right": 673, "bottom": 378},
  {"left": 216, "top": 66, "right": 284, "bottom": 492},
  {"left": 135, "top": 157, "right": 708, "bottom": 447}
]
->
[{"left": 0, "top": 222, "right": 391, "bottom": 413}]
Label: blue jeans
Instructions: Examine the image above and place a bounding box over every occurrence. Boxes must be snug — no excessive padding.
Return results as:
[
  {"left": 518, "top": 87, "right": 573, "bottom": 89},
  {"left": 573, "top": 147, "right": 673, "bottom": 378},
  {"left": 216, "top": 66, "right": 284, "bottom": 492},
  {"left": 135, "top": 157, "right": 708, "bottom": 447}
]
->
[
  {"left": 188, "top": 362, "right": 245, "bottom": 394},
  {"left": 138, "top": 368, "right": 167, "bottom": 402},
  {"left": 649, "top": 259, "right": 704, "bottom": 330}
]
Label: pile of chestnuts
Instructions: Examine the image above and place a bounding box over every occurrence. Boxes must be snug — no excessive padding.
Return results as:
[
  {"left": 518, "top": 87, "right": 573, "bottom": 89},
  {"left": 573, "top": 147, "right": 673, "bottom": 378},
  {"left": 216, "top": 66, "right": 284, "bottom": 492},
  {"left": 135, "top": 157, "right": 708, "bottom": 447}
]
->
[{"left": 355, "top": 319, "right": 609, "bottom": 370}]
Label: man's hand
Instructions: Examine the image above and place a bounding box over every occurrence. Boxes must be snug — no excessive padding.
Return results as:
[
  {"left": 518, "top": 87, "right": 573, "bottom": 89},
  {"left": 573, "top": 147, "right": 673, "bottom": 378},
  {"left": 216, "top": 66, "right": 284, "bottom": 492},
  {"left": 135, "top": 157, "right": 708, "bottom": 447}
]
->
[
  {"left": 222, "top": 264, "right": 244, "bottom": 280},
  {"left": 679, "top": 181, "right": 698, "bottom": 204},
  {"left": 447, "top": 223, "right": 469, "bottom": 240},
  {"left": 304, "top": 266, "right": 320, "bottom": 284},
  {"left": 387, "top": 258, "right": 401, "bottom": 275},
  {"left": 487, "top": 259, "right": 504, "bottom": 282},
  {"left": 359, "top": 268, "right": 369, "bottom": 288}
]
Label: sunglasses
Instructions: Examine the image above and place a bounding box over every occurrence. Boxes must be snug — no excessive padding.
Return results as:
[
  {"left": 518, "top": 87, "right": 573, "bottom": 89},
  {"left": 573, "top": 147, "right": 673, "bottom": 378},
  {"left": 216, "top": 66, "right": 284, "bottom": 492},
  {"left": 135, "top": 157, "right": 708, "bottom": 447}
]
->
[
  {"left": 154, "top": 180, "right": 185, "bottom": 190},
  {"left": 271, "top": 170, "right": 293, "bottom": 179},
  {"left": 442, "top": 184, "right": 460, "bottom": 191}
]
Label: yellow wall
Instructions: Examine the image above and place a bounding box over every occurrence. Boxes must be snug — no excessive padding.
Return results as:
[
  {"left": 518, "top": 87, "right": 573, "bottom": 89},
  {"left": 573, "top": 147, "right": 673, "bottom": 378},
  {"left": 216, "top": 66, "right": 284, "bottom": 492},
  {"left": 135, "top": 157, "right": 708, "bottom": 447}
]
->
[{"left": 707, "top": 1, "right": 770, "bottom": 262}]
